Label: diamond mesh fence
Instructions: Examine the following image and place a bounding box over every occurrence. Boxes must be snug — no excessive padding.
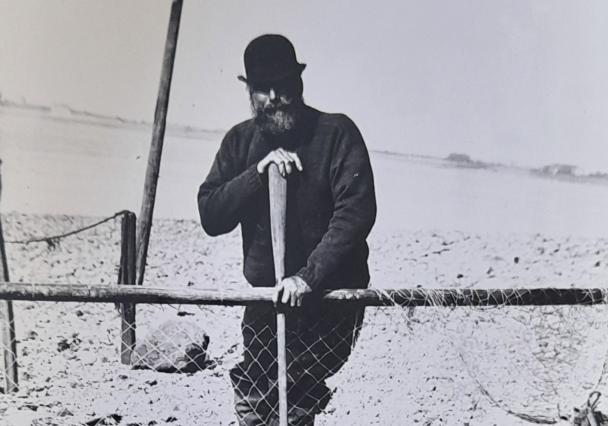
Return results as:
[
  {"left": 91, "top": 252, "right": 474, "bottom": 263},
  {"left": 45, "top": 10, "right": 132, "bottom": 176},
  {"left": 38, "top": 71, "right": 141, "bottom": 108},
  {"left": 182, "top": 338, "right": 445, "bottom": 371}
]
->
[
  {"left": 1, "top": 213, "right": 608, "bottom": 424},
  {"left": 4, "top": 292, "right": 608, "bottom": 425}
]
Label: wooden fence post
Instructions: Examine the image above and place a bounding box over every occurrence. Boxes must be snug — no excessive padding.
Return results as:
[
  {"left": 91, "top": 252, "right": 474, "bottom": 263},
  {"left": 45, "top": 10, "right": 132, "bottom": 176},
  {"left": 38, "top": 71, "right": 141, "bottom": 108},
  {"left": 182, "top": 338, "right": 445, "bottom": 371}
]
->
[
  {"left": 120, "top": 212, "right": 137, "bottom": 364},
  {"left": 0, "top": 159, "right": 18, "bottom": 393}
]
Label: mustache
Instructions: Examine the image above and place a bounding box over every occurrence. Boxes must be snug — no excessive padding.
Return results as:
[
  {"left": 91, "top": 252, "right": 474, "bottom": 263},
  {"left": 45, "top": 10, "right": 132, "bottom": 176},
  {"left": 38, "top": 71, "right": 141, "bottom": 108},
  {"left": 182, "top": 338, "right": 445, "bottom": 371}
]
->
[{"left": 260, "top": 101, "right": 292, "bottom": 114}]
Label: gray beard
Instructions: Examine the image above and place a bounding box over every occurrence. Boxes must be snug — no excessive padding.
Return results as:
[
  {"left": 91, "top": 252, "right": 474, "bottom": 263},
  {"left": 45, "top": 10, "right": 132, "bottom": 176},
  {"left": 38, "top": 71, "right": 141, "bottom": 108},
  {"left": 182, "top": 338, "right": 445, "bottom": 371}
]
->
[{"left": 251, "top": 99, "right": 304, "bottom": 136}]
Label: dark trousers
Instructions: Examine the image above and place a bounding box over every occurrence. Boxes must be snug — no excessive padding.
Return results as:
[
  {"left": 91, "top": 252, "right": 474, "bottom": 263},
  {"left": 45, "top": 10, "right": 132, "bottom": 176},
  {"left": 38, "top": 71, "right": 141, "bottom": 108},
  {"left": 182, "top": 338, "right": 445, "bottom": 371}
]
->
[{"left": 230, "top": 303, "right": 364, "bottom": 425}]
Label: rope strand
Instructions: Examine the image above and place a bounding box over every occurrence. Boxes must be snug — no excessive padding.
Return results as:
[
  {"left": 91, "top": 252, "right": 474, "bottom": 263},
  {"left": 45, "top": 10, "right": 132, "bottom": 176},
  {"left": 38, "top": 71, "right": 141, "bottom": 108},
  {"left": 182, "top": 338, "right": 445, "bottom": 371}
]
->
[{"left": 4, "top": 210, "right": 131, "bottom": 245}]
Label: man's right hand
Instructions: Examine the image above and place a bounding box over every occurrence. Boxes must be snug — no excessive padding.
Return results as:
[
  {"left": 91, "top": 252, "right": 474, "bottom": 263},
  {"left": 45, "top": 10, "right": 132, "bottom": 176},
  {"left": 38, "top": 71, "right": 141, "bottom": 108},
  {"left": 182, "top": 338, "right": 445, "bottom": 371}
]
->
[{"left": 257, "top": 148, "right": 303, "bottom": 177}]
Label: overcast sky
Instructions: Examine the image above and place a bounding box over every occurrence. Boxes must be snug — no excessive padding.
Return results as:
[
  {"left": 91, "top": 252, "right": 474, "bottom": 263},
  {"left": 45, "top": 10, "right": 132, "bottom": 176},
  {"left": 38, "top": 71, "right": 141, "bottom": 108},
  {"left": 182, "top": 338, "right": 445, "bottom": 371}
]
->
[{"left": 1, "top": 1, "right": 608, "bottom": 171}]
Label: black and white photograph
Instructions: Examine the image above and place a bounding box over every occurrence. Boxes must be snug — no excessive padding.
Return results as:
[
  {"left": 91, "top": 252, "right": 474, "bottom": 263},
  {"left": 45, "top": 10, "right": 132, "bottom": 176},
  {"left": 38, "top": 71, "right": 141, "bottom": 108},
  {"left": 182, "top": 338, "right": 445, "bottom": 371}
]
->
[{"left": 1, "top": 1, "right": 608, "bottom": 425}]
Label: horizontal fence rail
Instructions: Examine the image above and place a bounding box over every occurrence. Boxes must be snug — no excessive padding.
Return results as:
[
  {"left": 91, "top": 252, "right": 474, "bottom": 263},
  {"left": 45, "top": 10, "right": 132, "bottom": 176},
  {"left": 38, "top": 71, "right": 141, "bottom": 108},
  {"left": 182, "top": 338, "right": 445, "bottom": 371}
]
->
[{"left": 0, "top": 282, "right": 607, "bottom": 306}]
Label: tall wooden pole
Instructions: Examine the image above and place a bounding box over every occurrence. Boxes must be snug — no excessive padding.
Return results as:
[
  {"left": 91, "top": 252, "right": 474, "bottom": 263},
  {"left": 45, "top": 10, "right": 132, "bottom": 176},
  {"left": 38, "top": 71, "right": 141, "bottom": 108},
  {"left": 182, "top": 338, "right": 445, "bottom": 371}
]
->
[
  {"left": 268, "top": 164, "right": 288, "bottom": 426},
  {"left": 136, "top": 0, "right": 183, "bottom": 286},
  {"left": 0, "top": 159, "right": 18, "bottom": 393}
]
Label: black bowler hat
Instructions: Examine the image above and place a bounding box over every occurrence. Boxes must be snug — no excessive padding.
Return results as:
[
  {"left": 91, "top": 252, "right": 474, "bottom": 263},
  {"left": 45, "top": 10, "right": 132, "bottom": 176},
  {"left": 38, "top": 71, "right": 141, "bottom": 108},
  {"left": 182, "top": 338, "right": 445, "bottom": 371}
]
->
[{"left": 237, "top": 34, "right": 306, "bottom": 85}]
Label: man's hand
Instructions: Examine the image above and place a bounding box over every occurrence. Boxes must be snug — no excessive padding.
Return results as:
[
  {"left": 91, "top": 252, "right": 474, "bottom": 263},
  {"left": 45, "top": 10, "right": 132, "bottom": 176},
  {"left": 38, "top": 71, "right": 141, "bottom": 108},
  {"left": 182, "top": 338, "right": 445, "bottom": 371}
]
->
[
  {"left": 273, "top": 275, "right": 312, "bottom": 307},
  {"left": 257, "top": 148, "right": 303, "bottom": 177}
]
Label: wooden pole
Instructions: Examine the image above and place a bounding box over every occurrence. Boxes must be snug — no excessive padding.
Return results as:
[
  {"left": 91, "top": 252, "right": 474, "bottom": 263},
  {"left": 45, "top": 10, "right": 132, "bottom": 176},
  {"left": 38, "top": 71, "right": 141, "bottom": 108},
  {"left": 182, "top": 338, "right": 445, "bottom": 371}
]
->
[
  {"left": 0, "top": 284, "right": 607, "bottom": 307},
  {"left": 119, "top": 212, "right": 137, "bottom": 364},
  {"left": 136, "top": 0, "right": 183, "bottom": 286},
  {"left": 0, "top": 159, "right": 18, "bottom": 393},
  {"left": 268, "top": 164, "right": 288, "bottom": 426}
]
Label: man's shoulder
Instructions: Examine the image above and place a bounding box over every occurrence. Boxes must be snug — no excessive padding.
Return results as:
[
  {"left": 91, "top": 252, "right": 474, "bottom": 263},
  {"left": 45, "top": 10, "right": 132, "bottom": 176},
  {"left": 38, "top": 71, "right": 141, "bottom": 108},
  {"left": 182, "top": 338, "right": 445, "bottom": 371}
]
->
[
  {"left": 312, "top": 108, "right": 360, "bottom": 134},
  {"left": 309, "top": 108, "right": 363, "bottom": 143},
  {"left": 224, "top": 117, "right": 257, "bottom": 140}
]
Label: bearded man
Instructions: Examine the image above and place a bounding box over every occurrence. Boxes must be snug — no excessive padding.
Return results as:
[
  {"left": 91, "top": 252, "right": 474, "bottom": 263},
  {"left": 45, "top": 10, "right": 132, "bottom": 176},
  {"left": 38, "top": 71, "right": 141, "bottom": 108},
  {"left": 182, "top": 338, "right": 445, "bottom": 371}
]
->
[{"left": 198, "top": 34, "right": 376, "bottom": 425}]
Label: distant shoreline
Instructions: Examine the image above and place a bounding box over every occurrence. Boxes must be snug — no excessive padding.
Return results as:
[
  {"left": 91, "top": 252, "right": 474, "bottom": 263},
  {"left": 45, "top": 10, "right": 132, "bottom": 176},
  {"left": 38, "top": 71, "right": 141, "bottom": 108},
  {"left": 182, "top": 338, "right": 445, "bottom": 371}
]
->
[
  {"left": 2, "top": 99, "right": 608, "bottom": 186},
  {"left": 0, "top": 100, "right": 224, "bottom": 141},
  {"left": 371, "top": 150, "right": 608, "bottom": 187}
]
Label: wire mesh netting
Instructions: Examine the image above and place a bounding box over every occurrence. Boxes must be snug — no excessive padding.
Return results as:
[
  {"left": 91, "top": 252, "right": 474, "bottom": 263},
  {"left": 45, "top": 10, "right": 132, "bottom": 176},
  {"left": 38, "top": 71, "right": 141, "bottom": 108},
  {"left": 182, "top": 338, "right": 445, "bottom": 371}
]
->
[
  {"left": 6, "top": 298, "right": 608, "bottom": 424},
  {"left": 2, "top": 214, "right": 608, "bottom": 424}
]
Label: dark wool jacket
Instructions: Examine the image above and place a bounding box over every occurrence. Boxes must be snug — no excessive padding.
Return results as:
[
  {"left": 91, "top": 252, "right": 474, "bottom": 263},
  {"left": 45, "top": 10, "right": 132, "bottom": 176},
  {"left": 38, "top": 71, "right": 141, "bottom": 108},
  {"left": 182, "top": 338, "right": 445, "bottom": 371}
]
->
[{"left": 197, "top": 106, "right": 376, "bottom": 291}]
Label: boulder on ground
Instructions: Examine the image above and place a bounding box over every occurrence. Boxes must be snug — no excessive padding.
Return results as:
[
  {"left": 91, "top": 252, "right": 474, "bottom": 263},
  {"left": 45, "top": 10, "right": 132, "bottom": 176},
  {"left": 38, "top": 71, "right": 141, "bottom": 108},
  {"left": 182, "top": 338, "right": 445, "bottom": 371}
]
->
[{"left": 131, "top": 319, "right": 210, "bottom": 373}]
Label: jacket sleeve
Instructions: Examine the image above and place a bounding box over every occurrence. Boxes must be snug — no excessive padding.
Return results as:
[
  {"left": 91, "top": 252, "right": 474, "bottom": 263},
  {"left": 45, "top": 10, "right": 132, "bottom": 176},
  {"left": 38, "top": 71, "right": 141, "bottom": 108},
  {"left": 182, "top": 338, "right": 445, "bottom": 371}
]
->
[
  {"left": 296, "top": 116, "right": 377, "bottom": 290},
  {"left": 197, "top": 129, "right": 264, "bottom": 236}
]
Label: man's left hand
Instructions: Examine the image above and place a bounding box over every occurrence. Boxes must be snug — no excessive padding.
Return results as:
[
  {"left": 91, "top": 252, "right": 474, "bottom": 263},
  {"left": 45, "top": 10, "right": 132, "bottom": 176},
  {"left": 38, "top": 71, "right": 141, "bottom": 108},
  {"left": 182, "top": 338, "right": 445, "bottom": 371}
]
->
[{"left": 273, "top": 275, "right": 312, "bottom": 307}]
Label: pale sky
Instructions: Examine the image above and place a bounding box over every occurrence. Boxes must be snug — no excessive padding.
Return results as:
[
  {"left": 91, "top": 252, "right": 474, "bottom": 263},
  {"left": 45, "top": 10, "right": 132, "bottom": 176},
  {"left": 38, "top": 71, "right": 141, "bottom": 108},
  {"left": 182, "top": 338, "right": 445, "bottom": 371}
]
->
[{"left": 1, "top": 1, "right": 608, "bottom": 171}]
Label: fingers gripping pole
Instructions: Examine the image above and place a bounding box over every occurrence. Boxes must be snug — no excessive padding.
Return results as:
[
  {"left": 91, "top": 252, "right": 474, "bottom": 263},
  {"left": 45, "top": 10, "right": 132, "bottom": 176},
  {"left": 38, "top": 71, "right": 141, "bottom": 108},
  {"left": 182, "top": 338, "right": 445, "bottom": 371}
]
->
[{"left": 268, "top": 164, "right": 288, "bottom": 426}]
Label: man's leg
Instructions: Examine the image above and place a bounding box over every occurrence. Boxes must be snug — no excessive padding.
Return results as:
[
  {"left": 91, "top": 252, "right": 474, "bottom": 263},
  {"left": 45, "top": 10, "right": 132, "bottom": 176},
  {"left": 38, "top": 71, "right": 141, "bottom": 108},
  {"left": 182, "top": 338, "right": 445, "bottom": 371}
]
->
[
  {"left": 288, "top": 406, "right": 316, "bottom": 426},
  {"left": 281, "top": 304, "right": 365, "bottom": 421},
  {"left": 233, "top": 392, "right": 268, "bottom": 426},
  {"left": 232, "top": 306, "right": 277, "bottom": 425},
  {"left": 231, "top": 365, "right": 274, "bottom": 426},
  {"left": 264, "top": 408, "right": 315, "bottom": 426}
]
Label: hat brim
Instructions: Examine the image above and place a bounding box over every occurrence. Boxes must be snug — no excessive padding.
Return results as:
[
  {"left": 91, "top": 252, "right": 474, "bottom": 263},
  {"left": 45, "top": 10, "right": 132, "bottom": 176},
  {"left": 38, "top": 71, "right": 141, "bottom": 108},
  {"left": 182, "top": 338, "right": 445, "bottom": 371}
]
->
[{"left": 238, "top": 63, "right": 306, "bottom": 85}]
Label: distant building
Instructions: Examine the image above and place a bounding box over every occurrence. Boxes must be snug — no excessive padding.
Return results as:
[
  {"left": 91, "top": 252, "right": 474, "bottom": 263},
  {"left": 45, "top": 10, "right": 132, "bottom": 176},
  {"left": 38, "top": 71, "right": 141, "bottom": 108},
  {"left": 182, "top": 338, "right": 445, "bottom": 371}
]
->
[
  {"left": 445, "top": 152, "right": 490, "bottom": 170},
  {"left": 446, "top": 153, "right": 473, "bottom": 164},
  {"left": 539, "top": 164, "right": 578, "bottom": 176}
]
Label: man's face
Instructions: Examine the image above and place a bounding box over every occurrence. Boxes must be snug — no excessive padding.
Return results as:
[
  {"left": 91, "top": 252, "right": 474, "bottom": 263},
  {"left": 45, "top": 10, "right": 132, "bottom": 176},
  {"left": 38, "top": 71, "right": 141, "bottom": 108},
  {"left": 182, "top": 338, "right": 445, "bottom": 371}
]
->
[{"left": 249, "top": 77, "right": 303, "bottom": 135}]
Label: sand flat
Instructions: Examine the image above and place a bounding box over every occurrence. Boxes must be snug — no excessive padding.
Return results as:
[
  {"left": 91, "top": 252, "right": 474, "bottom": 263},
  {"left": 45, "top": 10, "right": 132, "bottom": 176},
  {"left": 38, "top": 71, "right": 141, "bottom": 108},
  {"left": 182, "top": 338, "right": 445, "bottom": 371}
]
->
[{"left": 1, "top": 213, "right": 608, "bottom": 424}]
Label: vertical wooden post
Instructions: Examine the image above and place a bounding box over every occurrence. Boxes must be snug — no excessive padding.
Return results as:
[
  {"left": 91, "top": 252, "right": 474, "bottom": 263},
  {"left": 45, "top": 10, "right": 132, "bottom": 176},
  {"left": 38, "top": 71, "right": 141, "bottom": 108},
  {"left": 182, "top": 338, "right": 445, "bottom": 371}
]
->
[
  {"left": 120, "top": 212, "right": 137, "bottom": 364},
  {"left": 136, "top": 0, "right": 183, "bottom": 286},
  {"left": 0, "top": 159, "right": 18, "bottom": 393},
  {"left": 268, "top": 164, "right": 288, "bottom": 426}
]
